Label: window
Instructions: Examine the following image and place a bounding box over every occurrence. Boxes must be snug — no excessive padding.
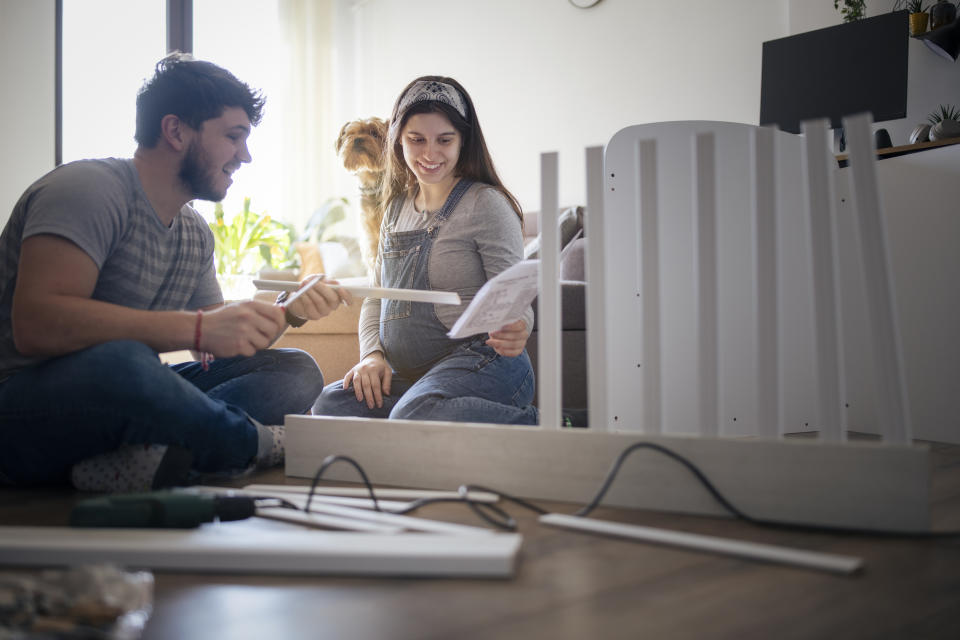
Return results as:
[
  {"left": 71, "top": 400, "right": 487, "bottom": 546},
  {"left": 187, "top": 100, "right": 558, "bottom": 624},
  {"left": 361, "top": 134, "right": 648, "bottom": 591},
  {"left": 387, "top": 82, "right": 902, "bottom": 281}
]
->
[
  {"left": 58, "top": 0, "right": 358, "bottom": 282},
  {"left": 61, "top": 0, "right": 165, "bottom": 163},
  {"left": 191, "top": 0, "right": 286, "bottom": 225}
]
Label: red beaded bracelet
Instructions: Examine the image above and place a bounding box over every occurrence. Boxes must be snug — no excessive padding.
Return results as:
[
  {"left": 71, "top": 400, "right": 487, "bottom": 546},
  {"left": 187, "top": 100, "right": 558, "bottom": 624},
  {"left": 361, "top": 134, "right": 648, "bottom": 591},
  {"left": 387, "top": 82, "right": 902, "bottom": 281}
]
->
[
  {"left": 194, "top": 309, "right": 214, "bottom": 371},
  {"left": 194, "top": 309, "right": 203, "bottom": 352}
]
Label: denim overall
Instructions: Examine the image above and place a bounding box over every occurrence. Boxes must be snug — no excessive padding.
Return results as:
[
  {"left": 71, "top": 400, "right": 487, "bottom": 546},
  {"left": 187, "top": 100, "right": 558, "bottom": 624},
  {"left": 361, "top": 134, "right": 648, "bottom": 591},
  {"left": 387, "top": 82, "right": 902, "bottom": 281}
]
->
[{"left": 314, "top": 180, "right": 539, "bottom": 425}]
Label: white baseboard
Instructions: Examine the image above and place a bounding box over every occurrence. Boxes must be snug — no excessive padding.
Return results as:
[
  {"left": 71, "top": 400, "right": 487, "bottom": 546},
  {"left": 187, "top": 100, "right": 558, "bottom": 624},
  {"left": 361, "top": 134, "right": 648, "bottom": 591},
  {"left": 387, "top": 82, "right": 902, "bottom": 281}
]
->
[{"left": 285, "top": 415, "right": 931, "bottom": 533}]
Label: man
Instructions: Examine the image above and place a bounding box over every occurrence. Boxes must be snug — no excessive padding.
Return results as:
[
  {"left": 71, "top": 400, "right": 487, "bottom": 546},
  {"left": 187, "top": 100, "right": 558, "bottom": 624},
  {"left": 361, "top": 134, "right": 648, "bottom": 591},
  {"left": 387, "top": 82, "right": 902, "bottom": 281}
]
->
[{"left": 0, "top": 53, "right": 350, "bottom": 491}]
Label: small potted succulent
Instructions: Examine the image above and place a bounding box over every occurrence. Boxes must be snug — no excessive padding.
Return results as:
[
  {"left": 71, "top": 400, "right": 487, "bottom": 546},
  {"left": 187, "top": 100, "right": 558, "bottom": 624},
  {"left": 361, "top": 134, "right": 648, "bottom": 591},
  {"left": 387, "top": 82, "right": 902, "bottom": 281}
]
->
[
  {"left": 927, "top": 104, "right": 960, "bottom": 142},
  {"left": 834, "top": 0, "right": 867, "bottom": 22}
]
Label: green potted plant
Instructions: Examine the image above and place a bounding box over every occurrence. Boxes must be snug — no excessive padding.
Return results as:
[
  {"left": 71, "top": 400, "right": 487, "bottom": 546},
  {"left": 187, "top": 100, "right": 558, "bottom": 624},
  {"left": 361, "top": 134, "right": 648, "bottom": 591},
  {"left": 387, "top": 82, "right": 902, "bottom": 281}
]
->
[
  {"left": 209, "top": 197, "right": 296, "bottom": 299},
  {"left": 834, "top": 0, "right": 867, "bottom": 22},
  {"left": 927, "top": 104, "right": 960, "bottom": 141}
]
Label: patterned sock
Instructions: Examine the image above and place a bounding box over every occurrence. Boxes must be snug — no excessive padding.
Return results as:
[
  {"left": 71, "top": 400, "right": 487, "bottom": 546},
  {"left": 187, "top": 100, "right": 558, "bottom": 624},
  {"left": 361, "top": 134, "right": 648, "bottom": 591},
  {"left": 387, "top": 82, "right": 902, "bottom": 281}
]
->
[
  {"left": 255, "top": 423, "right": 286, "bottom": 468},
  {"left": 71, "top": 443, "right": 170, "bottom": 493}
]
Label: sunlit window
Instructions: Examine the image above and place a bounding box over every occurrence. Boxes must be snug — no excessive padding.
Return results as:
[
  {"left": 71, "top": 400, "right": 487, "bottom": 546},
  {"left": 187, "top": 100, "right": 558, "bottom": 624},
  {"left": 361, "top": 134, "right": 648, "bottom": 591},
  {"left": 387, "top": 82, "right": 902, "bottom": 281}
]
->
[
  {"left": 60, "top": 0, "right": 359, "bottom": 290},
  {"left": 191, "top": 0, "right": 286, "bottom": 227},
  {"left": 61, "top": 0, "right": 165, "bottom": 162}
]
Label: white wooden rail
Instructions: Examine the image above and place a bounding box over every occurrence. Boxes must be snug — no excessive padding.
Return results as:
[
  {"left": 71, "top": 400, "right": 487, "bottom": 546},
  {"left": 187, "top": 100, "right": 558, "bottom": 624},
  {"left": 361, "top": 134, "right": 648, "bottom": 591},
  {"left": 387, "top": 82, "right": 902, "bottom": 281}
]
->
[{"left": 537, "top": 152, "right": 562, "bottom": 429}]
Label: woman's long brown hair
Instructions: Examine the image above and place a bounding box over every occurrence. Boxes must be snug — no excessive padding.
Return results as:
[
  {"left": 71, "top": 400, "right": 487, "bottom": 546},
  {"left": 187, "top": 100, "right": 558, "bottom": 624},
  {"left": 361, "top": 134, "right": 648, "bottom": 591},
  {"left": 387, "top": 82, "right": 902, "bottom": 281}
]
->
[{"left": 381, "top": 75, "right": 523, "bottom": 224}]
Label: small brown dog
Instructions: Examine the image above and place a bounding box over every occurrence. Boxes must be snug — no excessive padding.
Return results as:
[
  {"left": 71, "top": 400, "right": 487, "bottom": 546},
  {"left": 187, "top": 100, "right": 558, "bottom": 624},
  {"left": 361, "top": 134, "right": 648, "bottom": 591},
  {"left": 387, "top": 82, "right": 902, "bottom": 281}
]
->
[{"left": 336, "top": 117, "right": 388, "bottom": 275}]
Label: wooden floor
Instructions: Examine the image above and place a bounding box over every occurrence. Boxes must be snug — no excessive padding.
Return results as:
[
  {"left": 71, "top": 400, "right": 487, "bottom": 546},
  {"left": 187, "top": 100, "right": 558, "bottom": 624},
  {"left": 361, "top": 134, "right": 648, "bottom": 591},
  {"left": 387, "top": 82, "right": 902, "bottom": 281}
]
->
[{"left": 1, "top": 442, "right": 959, "bottom": 639}]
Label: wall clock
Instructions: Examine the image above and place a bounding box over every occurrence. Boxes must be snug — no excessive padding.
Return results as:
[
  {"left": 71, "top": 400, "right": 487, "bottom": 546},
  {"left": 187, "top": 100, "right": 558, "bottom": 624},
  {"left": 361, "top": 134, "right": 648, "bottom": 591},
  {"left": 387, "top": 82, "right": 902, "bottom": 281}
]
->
[{"left": 569, "top": 0, "right": 602, "bottom": 8}]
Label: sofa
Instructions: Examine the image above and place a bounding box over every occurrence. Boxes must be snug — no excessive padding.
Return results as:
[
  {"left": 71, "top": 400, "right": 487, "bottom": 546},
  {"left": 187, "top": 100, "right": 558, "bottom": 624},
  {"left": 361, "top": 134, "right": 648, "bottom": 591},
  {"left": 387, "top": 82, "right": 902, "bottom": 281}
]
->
[{"left": 270, "top": 208, "right": 589, "bottom": 409}]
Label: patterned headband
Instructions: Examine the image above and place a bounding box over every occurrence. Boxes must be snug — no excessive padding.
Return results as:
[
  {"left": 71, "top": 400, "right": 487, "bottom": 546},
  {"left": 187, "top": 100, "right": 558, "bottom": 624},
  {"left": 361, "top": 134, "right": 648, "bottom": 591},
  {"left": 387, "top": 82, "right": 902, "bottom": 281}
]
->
[{"left": 396, "top": 80, "right": 468, "bottom": 120}]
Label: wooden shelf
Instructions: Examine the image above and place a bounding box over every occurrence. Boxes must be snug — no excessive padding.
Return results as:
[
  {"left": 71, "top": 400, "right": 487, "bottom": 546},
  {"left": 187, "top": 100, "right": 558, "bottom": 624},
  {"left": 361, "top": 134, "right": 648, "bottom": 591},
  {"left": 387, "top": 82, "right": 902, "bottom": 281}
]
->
[{"left": 836, "top": 135, "right": 960, "bottom": 166}]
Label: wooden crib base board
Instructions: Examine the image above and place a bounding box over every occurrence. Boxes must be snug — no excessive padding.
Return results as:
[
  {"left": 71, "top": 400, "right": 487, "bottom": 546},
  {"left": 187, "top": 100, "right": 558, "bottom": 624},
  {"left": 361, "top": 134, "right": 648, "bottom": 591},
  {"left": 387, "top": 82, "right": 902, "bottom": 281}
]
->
[{"left": 285, "top": 415, "right": 931, "bottom": 533}]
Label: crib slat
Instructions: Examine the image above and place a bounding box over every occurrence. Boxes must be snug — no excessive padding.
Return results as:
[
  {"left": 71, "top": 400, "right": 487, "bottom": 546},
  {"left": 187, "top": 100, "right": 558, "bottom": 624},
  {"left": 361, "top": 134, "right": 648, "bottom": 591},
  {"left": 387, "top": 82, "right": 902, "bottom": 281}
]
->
[
  {"left": 584, "top": 146, "right": 607, "bottom": 431},
  {"left": 751, "top": 126, "right": 779, "bottom": 438},
  {"left": 693, "top": 133, "right": 719, "bottom": 437},
  {"left": 802, "top": 119, "right": 846, "bottom": 442},
  {"left": 638, "top": 139, "right": 662, "bottom": 434},
  {"left": 842, "top": 114, "right": 912, "bottom": 445},
  {"left": 538, "top": 151, "right": 562, "bottom": 430}
]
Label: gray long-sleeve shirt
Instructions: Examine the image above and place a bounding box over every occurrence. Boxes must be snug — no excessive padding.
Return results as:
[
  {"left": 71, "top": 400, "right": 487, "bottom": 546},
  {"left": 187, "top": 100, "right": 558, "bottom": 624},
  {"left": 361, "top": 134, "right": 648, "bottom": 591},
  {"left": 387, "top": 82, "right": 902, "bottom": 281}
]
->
[{"left": 359, "top": 181, "right": 533, "bottom": 360}]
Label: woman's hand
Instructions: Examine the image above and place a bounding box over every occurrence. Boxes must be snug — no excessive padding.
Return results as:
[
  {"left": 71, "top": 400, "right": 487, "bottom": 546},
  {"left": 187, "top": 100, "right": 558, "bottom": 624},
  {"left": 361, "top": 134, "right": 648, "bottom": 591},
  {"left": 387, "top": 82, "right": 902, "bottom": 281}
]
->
[
  {"left": 343, "top": 351, "right": 393, "bottom": 409},
  {"left": 285, "top": 275, "right": 354, "bottom": 322},
  {"left": 486, "top": 319, "right": 529, "bottom": 357}
]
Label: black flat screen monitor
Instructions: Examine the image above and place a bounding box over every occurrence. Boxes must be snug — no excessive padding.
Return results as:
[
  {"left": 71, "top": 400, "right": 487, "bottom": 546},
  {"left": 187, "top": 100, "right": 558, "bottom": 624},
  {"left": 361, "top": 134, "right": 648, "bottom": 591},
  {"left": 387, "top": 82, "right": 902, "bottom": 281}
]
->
[{"left": 760, "top": 11, "right": 909, "bottom": 134}]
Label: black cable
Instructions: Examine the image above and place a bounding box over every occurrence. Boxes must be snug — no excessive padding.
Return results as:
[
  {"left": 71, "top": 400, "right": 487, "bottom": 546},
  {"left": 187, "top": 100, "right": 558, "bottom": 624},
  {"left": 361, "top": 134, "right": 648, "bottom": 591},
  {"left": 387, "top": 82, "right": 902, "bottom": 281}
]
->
[
  {"left": 574, "top": 442, "right": 749, "bottom": 519},
  {"left": 393, "top": 496, "right": 515, "bottom": 531},
  {"left": 299, "top": 455, "right": 522, "bottom": 530},
  {"left": 297, "top": 443, "right": 960, "bottom": 539},
  {"left": 304, "top": 454, "right": 380, "bottom": 514},
  {"left": 571, "top": 440, "right": 960, "bottom": 539}
]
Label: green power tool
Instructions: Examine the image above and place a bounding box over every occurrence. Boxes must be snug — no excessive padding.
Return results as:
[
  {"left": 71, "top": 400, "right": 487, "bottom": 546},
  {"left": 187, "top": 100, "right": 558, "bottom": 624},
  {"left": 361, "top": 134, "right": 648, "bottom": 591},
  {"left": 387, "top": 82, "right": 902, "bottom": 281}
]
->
[{"left": 70, "top": 491, "right": 258, "bottom": 528}]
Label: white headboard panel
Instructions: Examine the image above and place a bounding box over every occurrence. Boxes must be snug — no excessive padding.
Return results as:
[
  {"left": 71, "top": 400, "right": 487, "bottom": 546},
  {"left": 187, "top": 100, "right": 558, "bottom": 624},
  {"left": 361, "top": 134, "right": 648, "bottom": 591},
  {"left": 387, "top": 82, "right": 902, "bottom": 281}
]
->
[
  {"left": 589, "top": 114, "right": 941, "bottom": 445},
  {"left": 596, "top": 122, "right": 816, "bottom": 436}
]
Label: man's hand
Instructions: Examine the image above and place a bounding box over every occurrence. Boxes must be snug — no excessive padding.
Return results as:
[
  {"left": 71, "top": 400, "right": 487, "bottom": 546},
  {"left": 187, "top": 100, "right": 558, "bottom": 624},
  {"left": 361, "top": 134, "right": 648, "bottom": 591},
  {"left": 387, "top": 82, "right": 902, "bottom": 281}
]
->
[
  {"left": 284, "top": 275, "right": 354, "bottom": 322},
  {"left": 486, "top": 319, "right": 529, "bottom": 357},
  {"left": 343, "top": 352, "right": 392, "bottom": 409},
  {"left": 198, "top": 301, "right": 285, "bottom": 357}
]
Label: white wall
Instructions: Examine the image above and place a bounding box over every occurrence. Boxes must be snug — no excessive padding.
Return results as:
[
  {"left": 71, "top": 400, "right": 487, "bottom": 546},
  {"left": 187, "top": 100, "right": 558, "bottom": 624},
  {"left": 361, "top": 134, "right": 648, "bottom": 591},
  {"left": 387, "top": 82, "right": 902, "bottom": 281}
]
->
[
  {"left": 332, "top": 0, "right": 790, "bottom": 212},
  {"left": 5, "top": 0, "right": 957, "bottom": 223},
  {"left": 331, "top": 0, "right": 960, "bottom": 209},
  {"left": 0, "top": 0, "right": 56, "bottom": 229}
]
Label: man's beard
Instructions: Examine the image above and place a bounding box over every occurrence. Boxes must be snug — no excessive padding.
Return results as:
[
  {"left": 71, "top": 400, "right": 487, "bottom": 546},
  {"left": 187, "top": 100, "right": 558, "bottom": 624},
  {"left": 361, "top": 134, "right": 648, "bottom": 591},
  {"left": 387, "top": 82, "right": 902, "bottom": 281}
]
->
[{"left": 178, "top": 140, "right": 226, "bottom": 202}]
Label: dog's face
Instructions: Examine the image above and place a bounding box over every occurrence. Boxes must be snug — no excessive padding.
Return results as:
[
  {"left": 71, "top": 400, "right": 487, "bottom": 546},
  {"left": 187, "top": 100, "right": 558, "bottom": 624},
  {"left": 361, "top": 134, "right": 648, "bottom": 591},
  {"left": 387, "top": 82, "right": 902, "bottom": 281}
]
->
[{"left": 336, "top": 117, "right": 388, "bottom": 175}]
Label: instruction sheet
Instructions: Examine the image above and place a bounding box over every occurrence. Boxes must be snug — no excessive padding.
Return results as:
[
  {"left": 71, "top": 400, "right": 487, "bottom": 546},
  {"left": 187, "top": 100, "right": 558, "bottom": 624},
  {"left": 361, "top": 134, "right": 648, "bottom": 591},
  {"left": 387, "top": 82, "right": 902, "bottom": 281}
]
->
[{"left": 447, "top": 260, "right": 539, "bottom": 338}]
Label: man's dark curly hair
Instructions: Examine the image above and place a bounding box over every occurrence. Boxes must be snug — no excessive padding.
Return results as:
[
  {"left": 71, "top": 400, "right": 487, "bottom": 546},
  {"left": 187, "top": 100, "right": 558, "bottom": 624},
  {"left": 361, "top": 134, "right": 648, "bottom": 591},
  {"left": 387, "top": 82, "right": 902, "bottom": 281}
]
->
[{"left": 134, "top": 52, "right": 265, "bottom": 147}]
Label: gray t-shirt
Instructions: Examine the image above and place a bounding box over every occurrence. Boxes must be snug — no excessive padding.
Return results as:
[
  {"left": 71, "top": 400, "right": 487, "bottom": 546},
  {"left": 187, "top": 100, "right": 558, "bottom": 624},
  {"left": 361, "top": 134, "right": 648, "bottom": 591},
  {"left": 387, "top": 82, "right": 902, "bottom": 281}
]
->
[
  {"left": 359, "top": 181, "right": 533, "bottom": 359},
  {"left": 0, "top": 158, "right": 222, "bottom": 381}
]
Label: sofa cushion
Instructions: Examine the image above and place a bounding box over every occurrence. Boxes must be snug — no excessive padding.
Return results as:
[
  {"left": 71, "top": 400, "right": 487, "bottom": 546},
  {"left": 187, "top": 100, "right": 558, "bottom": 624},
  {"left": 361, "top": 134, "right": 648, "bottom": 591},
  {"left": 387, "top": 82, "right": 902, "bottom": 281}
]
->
[
  {"left": 523, "top": 206, "right": 584, "bottom": 260},
  {"left": 530, "top": 281, "right": 585, "bottom": 331}
]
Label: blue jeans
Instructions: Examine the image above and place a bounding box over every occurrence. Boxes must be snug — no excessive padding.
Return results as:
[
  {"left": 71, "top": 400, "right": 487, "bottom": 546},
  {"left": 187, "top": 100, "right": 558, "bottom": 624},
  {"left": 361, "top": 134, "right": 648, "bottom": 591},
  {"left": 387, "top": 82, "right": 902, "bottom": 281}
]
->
[
  {"left": 313, "top": 339, "right": 538, "bottom": 424},
  {"left": 0, "top": 340, "right": 323, "bottom": 486}
]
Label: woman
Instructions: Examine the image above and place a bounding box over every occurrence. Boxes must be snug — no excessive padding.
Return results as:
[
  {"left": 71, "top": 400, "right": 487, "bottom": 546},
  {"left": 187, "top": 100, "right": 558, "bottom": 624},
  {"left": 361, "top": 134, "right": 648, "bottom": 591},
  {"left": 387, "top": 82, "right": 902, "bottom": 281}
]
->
[{"left": 313, "top": 76, "right": 538, "bottom": 425}]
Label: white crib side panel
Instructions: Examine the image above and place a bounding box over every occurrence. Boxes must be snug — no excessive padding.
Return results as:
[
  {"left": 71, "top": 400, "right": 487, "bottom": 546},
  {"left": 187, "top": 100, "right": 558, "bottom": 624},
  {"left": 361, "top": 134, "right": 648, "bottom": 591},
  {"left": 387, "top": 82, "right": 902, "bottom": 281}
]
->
[{"left": 603, "top": 122, "right": 819, "bottom": 436}]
